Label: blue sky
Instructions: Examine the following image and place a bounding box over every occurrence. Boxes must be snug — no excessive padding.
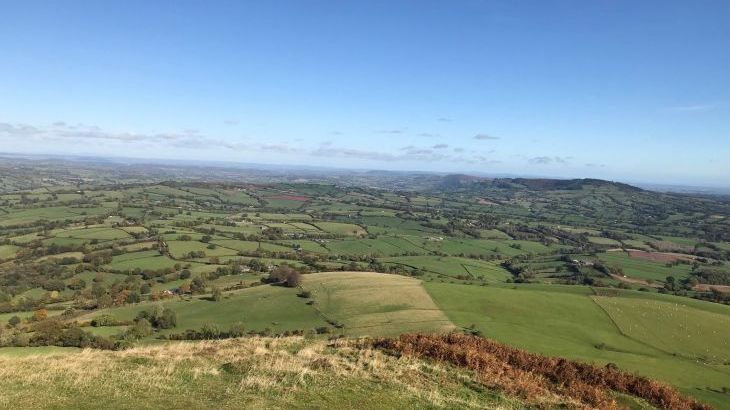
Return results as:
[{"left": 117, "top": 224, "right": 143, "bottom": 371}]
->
[{"left": 0, "top": 1, "right": 728, "bottom": 186}]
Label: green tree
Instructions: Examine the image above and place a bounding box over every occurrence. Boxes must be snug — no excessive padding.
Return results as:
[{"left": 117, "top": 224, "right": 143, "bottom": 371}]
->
[
  {"left": 212, "top": 287, "right": 222, "bottom": 302},
  {"left": 190, "top": 277, "right": 206, "bottom": 294},
  {"left": 128, "top": 318, "right": 153, "bottom": 339}
]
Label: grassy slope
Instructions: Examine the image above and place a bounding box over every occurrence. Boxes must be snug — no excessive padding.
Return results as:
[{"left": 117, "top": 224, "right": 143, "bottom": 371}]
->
[
  {"left": 79, "top": 272, "right": 453, "bottom": 339},
  {"left": 424, "top": 282, "right": 730, "bottom": 409},
  {"left": 81, "top": 284, "right": 329, "bottom": 337},
  {"left": 0, "top": 337, "right": 540, "bottom": 410}
]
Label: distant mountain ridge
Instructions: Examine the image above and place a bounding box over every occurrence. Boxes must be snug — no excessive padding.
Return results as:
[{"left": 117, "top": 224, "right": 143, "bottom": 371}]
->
[{"left": 438, "top": 174, "right": 642, "bottom": 192}]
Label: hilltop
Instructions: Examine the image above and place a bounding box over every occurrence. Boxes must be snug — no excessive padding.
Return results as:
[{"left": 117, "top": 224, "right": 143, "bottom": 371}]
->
[
  {"left": 0, "top": 333, "right": 708, "bottom": 410},
  {"left": 0, "top": 162, "right": 728, "bottom": 408}
]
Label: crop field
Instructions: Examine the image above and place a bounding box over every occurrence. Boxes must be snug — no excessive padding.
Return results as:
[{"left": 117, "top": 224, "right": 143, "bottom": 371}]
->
[{"left": 303, "top": 272, "right": 455, "bottom": 337}]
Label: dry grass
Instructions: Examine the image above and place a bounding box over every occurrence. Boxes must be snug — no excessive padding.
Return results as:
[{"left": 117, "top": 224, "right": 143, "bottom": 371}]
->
[
  {"left": 0, "top": 337, "right": 521, "bottom": 409},
  {"left": 303, "top": 271, "right": 456, "bottom": 336}
]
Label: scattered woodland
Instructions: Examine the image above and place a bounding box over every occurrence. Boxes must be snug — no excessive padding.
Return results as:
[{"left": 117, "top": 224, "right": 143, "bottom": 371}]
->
[{"left": 0, "top": 160, "right": 728, "bottom": 408}]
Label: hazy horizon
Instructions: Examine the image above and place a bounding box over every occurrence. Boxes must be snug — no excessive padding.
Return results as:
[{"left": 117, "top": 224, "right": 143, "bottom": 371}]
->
[
  {"left": 4, "top": 150, "right": 730, "bottom": 193},
  {"left": 1, "top": 1, "right": 728, "bottom": 186}
]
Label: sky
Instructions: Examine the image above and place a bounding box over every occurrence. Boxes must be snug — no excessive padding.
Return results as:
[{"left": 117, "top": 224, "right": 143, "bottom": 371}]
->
[{"left": 0, "top": 1, "right": 728, "bottom": 186}]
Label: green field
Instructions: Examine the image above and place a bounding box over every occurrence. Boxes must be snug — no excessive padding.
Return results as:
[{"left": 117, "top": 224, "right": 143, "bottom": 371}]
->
[
  {"left": 1, "top": 175, "right": 729, "bottom": 409},
  {"left": 381, "top": 255, "right": 511, "bottom": 282},
  {"left": 0, "top": 245, "right": 20, "bottom": 260},
  {"left": 108, "top": 250, "right": 183, "bottom": 271},
  {"left": 81, "top": 283, "right": 328, "bottom": 336},
  {"left": 313, "top": 222, "right": 367, "bottom": 236},
  {"left": 424, "top": 282, "right": 730, "bottom": 408},
  {"left": 598, "top": 252, "right": 694, "bottom": 281}
]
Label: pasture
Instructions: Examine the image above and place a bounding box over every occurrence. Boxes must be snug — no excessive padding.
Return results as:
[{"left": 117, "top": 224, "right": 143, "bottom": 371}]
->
[
  {"left": 302, "top": 272, "right": 454, "bottom": 337},
  {"left": 598, "top": 251, "right": 693, "bottom": 282},
  {"left": 424, "top": 282, "right": 730, "bottom": 408}
]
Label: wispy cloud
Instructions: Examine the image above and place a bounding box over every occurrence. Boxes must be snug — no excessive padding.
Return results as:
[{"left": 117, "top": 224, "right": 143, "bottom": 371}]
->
[
  {"left": 665, "top": 104, "right": 715, "bottom": 112},
  {"left": 436, "top": 117, "right": 452, "bottom": 122},
  {"left": 311, "top": 146, "right": 399, "bottom": 161},
  {"left": 529, "top": 156, "right": 570, "bottom": 165},
  {"left": 474, "top": 133, "right": 500, "bottom": 140},
  {"left": 1, "top": 120, "right": 507, "bottom": 168},
  {"left": 311, "top": 143, "right": 495, "bottom": 165},
  {"left": 375, "top": 129, "right": 404, "bottom": 134},
  {"left": 223, "top": 119, "right": 239, "bottom": 126},
  {"left": 0, "top": 121, "right": 301, "bottom": 154}
]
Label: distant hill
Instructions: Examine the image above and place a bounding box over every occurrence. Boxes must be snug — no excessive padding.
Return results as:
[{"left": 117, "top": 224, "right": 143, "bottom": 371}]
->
[
  {"left": 505, "top": 177, "right": 642, "bottom": 192},
  {"left": 438, "top": 174, "right": 489, "bottom": 189},
  {"left": 435, "top": 175, "right": 643, "bottom": 193}
]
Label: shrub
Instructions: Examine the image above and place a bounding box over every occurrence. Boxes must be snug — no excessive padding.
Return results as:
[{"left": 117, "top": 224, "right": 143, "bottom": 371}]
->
[
  {"left": 212, "top": 287, "right": 222, "bottom": 302},
  {"left": 126, "top": 318, "right": 153, "bottom": 339},
  {"left": 229, "top": 322, "right": 245, "bottom": 338},
  {"left": 266, "top": 265, "right": 303, "bottom": 288}
]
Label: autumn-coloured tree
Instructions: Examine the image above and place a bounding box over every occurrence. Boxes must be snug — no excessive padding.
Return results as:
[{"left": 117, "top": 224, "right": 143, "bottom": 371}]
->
[
  {"left": 267, "top": 265, "right": 302, "bottom": 288},
  {"left": 178, "top": 282, "right": 191, "bottom": 294},
  {"left": 33, "top": 308, "right": 48, "bottom": 322},
  {"left": 114, "top": 289, "right": 130, "bottom": 306}
]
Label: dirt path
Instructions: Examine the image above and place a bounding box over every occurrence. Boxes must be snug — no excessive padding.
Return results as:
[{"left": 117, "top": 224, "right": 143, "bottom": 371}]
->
[{"left": 610, "top": 274, "right": 662, "bottom": 288}]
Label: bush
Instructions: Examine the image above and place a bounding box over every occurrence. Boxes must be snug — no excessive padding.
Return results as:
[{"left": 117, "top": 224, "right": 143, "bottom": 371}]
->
[
  {"left": 200, "top": 323, "right": 221, "bottom": 339},
  {"left": 91, "top": 314, "right": 115, "bottom": 327},
  {"left": 266, "top": 265, "right": 303, "bottom": 288},
  {"left": 212, "top": 287, "right": 222, "bottom": 302},
  {"left": 126, "top": 318, "right": 153, "bottom": 339},
  {"left": 136, "top": 307, "right": 177, "bottom": 329},
  {"left": 229, "top": 322, "right": 245, "bottom": 338},
  {"left": 190, "top": 277, "right": 206, "bottom": 294}
]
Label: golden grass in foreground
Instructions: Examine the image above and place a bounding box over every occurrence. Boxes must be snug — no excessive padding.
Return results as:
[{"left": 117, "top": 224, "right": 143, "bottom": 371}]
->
[{"left": 0, "top": 336, "right": 534, "bottom": 409}]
